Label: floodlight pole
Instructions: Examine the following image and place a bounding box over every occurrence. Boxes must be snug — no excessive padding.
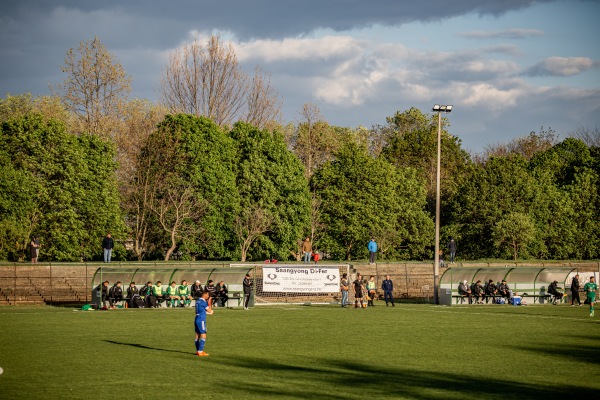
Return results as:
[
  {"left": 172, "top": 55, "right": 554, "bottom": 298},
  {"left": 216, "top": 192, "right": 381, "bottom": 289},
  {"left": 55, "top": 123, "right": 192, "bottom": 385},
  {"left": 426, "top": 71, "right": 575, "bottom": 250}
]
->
[{"left": 432, "top": 104, "right": 452, "bottom": 305}]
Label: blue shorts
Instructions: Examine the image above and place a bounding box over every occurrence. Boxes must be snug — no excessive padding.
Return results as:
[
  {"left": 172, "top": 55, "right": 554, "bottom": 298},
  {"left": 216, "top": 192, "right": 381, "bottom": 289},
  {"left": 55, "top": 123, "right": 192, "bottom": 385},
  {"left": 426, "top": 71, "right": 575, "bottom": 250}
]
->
[{"left": 195, "top": 319, "right": 207, "bottom": 334}]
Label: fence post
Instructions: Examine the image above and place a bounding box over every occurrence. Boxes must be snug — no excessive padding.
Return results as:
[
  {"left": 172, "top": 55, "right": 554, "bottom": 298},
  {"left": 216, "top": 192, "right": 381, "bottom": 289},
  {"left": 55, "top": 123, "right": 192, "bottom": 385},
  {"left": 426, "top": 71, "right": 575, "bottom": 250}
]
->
[
  {"left": 13, "top": 263, "right": 17, "bottom": 305},
  {"left": 50, "top": 262, "right": 53, "bottom": 306}
]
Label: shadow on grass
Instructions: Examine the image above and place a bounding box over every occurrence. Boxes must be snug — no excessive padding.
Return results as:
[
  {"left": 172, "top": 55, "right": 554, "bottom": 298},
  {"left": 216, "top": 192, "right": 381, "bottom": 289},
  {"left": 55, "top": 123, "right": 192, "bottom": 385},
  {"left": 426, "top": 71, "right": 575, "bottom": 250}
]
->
[
  {"left": 510, "top": 343, "right": 600, "bottom": 365},
  {"left": 216, "top": 355, "right": 595, "bottom": 399},
  {"left": 103, "top": 339, "right": 190, "bottom": 356}
]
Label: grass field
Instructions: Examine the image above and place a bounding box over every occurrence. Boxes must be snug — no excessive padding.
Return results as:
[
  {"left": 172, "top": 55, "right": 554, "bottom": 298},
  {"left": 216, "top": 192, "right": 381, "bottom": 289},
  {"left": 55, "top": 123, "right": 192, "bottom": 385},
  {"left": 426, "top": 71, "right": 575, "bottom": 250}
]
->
[{"left": 1, "top": 302, "right": 599, "bottom": 399}]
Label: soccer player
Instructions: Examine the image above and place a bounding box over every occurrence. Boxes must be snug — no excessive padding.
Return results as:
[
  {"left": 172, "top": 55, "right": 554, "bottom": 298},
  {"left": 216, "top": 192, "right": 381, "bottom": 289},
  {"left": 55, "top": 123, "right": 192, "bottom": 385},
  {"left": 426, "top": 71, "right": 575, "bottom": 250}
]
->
[
  {"left": 583, "top": 276, "right": 597, "bottom": 317},
  {"left": 166, "top": 281, "right": 180, "bottom": 308},
  {"left": 178, "top": 280, "right": 193, "bottom": 307},
  {"left": 194, "top": 290, "right": 213, "bottom": 357}
]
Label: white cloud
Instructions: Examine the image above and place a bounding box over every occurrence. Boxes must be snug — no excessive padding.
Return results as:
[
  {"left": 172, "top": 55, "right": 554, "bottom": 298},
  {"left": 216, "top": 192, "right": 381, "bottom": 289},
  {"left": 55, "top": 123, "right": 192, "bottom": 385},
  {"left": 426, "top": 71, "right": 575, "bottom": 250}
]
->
[
  {"left": 460, "top": 28, "right": 545, "bottom": 39},
  {"left": 525, "top": 56, "right": 596, "bottom": 77}
]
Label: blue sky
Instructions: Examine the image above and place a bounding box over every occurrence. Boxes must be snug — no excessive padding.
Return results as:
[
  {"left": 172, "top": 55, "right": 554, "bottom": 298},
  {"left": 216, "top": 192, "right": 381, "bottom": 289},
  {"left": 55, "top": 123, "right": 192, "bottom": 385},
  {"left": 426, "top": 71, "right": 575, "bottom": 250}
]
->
[{"left": 0, "top": 0, "right": 598, "bottom": 152}]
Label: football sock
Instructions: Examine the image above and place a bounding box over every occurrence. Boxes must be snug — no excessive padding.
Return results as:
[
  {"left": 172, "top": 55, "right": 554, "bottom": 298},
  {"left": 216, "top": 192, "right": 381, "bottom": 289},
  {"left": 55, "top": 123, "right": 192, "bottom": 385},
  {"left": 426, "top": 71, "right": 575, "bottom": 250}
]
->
[
  {"left": 195, "top": 339, "right": 200, "bottom": 352},
  {"left": 199, "top": 339, "right": 206, "bottom": 352}
]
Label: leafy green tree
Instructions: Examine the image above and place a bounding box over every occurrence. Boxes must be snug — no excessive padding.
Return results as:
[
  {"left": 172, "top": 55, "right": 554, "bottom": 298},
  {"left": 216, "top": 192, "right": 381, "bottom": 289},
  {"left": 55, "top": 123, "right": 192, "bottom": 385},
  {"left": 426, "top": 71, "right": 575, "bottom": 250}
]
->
[
  {"left": 492, "top": 212, "right": 536, "bottom": 260},
  {"left": 312, "top": 141, "right": 432, "bottom": 261},
  {"left": 229, "top": 122, "right": 310, "bottom": 261},
  {"left": 0, "top": 113, "right": 125, "bottom": 261}
]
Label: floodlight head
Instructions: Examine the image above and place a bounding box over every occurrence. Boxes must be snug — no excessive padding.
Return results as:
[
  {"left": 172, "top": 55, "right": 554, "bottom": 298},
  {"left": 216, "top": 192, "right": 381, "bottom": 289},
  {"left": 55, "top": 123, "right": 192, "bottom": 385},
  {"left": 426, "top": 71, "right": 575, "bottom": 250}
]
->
[
  {"left": 446, "top": 105, "right": 453, "bottom": 112},
  {"left": 432, "top": 104, "right": 441, "bottom": 111}
]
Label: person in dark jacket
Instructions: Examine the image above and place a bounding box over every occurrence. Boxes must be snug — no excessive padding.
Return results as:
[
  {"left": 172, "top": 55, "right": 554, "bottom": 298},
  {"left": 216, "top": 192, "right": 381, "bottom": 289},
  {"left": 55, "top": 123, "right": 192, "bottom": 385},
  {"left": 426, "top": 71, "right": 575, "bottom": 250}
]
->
[
  {"left": 471, "top": 280, "right": 484, "bottom": 304},
  {"left": 243, "top": 273, "right": 252, "bottom": 310},
  {"left": 109, "top": 281, "right": 123, "bottom": 308},
  {"left": 127, "top": 282, "right": 141, "bottom": 308},
  {"left": 484, "top": 279, "right": 497, "bottom": 303},
  {"left": 96, "top": 280, "right": 110, "bottom": 308},
  {"left": 447, "top": 238, "right": 457, "bottom": 264},
  {"left": 191, "top": 280, "right": 203, "bottom": 299},
  {"left": 102, "top": 233, "right": 114, "bottom": 263},
  {"left": 140, "top": 281, "right": 157, "bottom": 308},
  {"left": 458, "top": 280, "right": 472, "bottom": 304},
  {"left": 548, "top": 281, "right": 564, "bottom": 304},
  {"left": 571, "top": 274, "right": 581, "bottom": 306},
  {"left": 215, "top": 280, "right": 229, "bottom": 307},
  {"left": 381, "top": 275, "right": 395, "bottom": 307},
  {"left": 498, "top": 279, "right": 511, "bottom": 301}
]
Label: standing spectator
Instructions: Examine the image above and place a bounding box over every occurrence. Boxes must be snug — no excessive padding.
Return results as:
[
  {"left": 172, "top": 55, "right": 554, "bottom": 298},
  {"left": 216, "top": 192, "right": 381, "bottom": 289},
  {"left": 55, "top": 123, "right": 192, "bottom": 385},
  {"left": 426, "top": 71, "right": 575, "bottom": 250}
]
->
[
  {"left": 447, "top": 237, "right": 457, "bottom": 264},
  {"left": 458, "top": 280, "right": 472, "bottom": 304},
  {"left": 102, "top": 233, "right": 114, "bottom": 263},
  {"left": 302, "top": 237, "right": 312, "bottom": 263},
  {"left": 498, "top": 279, "right": 511, "bottom": 301},
  {"left": 30, "top": 236, "right": 40, "bottom": 263},
  {"left": 584, "top": 276, "right": 597, "bottom": 317},
  {"left": 571, "top": 274, "right": 581, "bottom": 306},
  {"left": 381, "top": 275, "right": 395, "bottom": 307},
  {"left": 471, "top": 280, "right": 484, "bottom": 304},
  {"left": 340, "top": 273, "right": 349, "bottom": 307},
  {"left": 243, "top": 273, "right": 252, "bottom": 310},
  {"left": 215, "top": 280, "right": 229, "bottom": 307},
  {"left": 368, "top": 239, "right": 377, "bottom": 265},
  {"left": 191, "top": 280, "right": 203, "bottom": 299},
  {"left": 484, "top": 279, "right": 497, "bottom": 303},
  {"left": 352, "top": 273, "right": 365, "bottom": 309}
]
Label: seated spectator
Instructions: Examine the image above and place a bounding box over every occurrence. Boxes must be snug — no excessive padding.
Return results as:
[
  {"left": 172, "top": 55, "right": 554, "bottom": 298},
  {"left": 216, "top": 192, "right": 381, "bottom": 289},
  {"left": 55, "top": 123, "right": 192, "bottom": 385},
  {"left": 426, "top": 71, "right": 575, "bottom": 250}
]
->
[
  {"left": 498, "top": 279, "right": 511, "bottom": 301},
  {"left": 109, "top": 281, "right": 123, "bottom": 308},
  {"left": 484, "top": 279, "right": 498, "bottom": 304},
  {"left": 313, "top": 250, "right": 320, "bottom": 264},
  {"left": 140, "top": 281, "right": 157, "bottom": 308},
  {"left": 177, "top": 280, "right": 193, "bottom": 307},
  {"left": 205, "top": 279, "right": 217, "bottom": 305},
  {"left": 215, "top": 280, "right": 229, "bottom": 307},
  {"left": 458, "top": 280, "right": 472, "bottom": 304},
  {"left": 548, "top": 280, "right": 564, "bottom": 304},
  {"left": 471, "top": 280, "right": 484, "bottom": 304},
  {"left": 127, "top": 282, "right": 143, "bottom": 308},
  {"left": 191, "top": 280, "right": 203, "bottom": 299},
  {"left": 166, "top": 281, "right": 180, "bottom": 308},
  {"left": 154, "top": 281, "right": 165, "bottom": 307},
  {"left": 96, "top": 280, "right": 110, "bottom": 309}
]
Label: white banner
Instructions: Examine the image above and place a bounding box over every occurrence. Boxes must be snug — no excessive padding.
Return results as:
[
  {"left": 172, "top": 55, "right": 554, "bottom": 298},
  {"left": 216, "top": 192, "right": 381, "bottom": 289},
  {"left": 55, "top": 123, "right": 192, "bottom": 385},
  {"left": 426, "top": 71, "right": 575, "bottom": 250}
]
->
[{"left": 262, "top": 266, "right": 340, "bottom": 293}]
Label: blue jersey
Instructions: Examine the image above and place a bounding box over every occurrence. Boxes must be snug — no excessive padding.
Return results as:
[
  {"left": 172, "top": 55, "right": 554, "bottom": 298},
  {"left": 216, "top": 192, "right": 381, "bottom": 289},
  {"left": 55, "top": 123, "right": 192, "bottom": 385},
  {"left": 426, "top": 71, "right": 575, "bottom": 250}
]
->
[{"left": 195, "top": 298, "right": 209, "bottom": 321}]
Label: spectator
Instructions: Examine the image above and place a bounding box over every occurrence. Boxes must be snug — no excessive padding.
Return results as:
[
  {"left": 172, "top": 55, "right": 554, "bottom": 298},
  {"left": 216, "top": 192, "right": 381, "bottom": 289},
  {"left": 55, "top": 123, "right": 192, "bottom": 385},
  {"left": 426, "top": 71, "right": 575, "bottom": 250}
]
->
[
  {"left": 458, "top": 280, "right": 472, "bottom": 304},
  {"left": 498, "top": 279, "right": 511, "bottom": 301},
  {"left": 102, "top": 233, "right": 114, "bottom": 263},
  {"left": 215, "top": 280, "right": 229, "bottom": 307},
  {"left": 484, "top": 279, "right": 498, "bottom": 304},
  {"left": 140, "top": 281, "right": 157, "bottom": 308},
  {"left": 96, "top": 280, "right": 110, "bottom": 309},
  {"left": 155, "top": 281, "right": 166, "bottom": 307},
  {"left": 352, "top": 273, "right": 365, "bottom": 309},
  {"left": 302, "top": 237, "right": 312, "bottom": 264},
  {"left": 571, "top": 274, "right": 581, "bottom": 306},
  {"left": 340, "top": 273, "right": 349, "bottom": 307},
  {"left": 368, "top": 239, "right": 377, "bottom": 265},
  {"left": 243, "top": 273, "right": 252, "bottom": 310},
  {"left": 447, "top": 237, "right": 457, "bottom": 264},
  {"left": 471, "top": 280, "right": 484, "bottom": 304},
  {"left": 438, "top": 250, "right": 445, "bottom": 268},
  {"left": 30, "top": 236, "right": 40, "bottom": 263},
  {"left": 548, "top": 281, "right": 564, "bottom": 305},
  {"left": 381, "top": 275, "right": 395, "bottom": 307},
  {"left": 205, "top": 279, "right": 217, "bottom": 304},
  {"left": 313, "top": 250, "right": 320, "bottom": 264},
  {"left": 191, "top": 280, "right": 203, "bottom": 299},
  {"left": 127, "top": 282, "right": 142, "bottom": 308},
  {"left": 166, "top": 281, "right": 180, "bottom": 308},
  {"left": 177, "top": 280, "right": 193, "bottom": 307}
]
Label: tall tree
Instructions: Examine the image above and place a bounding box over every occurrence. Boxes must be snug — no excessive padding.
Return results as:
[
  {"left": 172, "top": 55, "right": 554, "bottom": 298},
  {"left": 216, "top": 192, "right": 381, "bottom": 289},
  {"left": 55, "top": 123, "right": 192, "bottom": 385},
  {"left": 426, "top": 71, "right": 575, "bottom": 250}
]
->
[
  {"left": 244, "top": 66, "right": 282, "bottom": 131},
  {"left": 52, "top": 37, "right": 131, "bottom": 137}
]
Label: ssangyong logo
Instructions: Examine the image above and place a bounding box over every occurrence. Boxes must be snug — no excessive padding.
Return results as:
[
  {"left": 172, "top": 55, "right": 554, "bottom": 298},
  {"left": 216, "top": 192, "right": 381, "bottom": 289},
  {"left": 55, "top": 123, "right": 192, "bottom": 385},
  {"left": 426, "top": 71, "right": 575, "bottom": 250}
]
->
[{"left": 267, "top": 273, "right": 277, "bottom": 280}]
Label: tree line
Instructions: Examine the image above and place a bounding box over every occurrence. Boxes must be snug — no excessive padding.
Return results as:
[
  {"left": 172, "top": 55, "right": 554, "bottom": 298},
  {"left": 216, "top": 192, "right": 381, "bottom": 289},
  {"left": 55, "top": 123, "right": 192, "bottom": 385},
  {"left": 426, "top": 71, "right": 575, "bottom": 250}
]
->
[{"left": 0, "top": 36, "right": 598, "bottom": 262}]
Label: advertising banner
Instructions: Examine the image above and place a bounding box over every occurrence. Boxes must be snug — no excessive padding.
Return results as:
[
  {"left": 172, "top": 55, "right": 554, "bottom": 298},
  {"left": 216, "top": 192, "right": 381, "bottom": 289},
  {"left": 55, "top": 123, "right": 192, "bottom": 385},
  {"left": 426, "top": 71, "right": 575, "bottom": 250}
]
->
[{"left": 262, "top": 266, "right": 340, "bottom": 293}]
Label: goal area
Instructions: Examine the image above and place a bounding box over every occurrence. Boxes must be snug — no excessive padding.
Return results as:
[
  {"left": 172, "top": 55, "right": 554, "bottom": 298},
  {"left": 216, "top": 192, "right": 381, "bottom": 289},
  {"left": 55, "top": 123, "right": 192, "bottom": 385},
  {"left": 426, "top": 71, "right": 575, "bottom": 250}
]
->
[{"left": 229, "top": 263, "right": 351, "bottom": 304}]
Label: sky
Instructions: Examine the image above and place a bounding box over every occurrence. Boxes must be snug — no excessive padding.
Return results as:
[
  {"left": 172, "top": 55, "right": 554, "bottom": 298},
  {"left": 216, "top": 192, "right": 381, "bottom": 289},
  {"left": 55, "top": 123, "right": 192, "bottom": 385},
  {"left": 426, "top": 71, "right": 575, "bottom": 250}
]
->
[{"left": 1, "top": 0, "right": 599, "bottom": 153}]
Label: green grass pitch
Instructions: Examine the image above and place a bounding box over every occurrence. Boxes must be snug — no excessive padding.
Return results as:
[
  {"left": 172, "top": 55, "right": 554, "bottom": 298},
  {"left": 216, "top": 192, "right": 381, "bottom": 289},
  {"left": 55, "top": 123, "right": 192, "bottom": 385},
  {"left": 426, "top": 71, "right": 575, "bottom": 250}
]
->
[{"left": 1, "top": 303, "right": 599, "bottom": 399}]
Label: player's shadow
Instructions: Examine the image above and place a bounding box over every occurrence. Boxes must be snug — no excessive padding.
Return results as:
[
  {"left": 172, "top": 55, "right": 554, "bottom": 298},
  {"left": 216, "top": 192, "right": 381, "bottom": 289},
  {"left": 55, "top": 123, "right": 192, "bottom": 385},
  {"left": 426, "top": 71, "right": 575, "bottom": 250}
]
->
[
  {"left": 509, "top": 343, "right": 600, "bottom": 365},
  {"left": 217, "top": 355, "right": 596, "bottom": 399},
  {"left": 103, "top": 339, "right": 190, "bottom": 355}
]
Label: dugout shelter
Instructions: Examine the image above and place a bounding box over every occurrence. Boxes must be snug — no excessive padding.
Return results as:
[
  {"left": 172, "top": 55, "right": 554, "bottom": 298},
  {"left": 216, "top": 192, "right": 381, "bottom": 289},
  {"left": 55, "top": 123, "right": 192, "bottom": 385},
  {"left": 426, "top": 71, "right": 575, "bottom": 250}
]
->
[
  {"left": 439, "top": 266, "right": 589, "bottom": 306},
  {"left": 91, "top": 266, "right": 252, "bottom": 307}
]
